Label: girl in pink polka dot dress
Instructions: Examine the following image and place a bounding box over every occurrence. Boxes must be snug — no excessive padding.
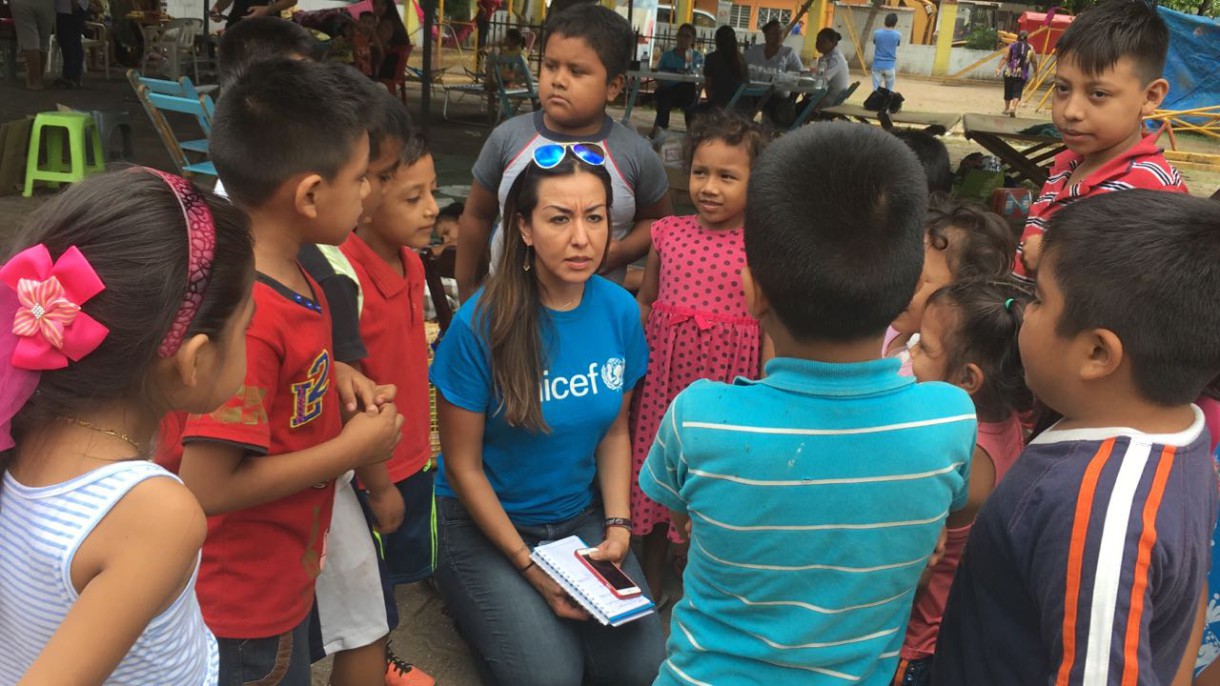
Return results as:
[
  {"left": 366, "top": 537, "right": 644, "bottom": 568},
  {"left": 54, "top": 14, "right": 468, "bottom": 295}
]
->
[{"left": 630, "top": 112, "right": 769, "bottom": 598}]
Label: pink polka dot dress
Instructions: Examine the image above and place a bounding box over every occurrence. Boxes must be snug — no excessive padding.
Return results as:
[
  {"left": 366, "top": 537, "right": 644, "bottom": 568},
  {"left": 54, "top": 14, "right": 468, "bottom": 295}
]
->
[{"left": 629, "top": 215, "right": 761, "bottom": 540}]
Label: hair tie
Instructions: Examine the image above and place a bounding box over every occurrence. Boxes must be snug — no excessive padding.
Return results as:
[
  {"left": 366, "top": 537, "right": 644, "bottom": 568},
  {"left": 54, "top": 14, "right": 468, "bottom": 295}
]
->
[
  {"left": 0, "top": 244, "right": 109, "bottom": 449},
  {"left": 137, "top": 169, "right": 217, "bottom": 357},
  {"left": 1004, "top": 298, "right": 1015, "bottom": 311}
]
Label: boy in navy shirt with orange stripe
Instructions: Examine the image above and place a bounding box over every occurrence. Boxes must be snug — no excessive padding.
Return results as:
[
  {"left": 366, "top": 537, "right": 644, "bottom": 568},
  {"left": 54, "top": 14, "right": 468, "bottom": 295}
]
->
[
  {"left": 934, "top": 190, "right": 1220, "bottom": 685},
  {"left": 1014, "top": 0, "right": 1186, "bottom": 282}
]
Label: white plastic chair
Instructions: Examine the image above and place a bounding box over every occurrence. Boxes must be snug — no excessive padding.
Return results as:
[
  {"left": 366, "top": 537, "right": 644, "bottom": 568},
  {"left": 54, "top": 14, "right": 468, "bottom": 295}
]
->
[
  {"left": 82, "top": 21, "right": 110, "bottom": 80},
  {"left": 140, "top": 18, "right": 202, "bottom": 81}
]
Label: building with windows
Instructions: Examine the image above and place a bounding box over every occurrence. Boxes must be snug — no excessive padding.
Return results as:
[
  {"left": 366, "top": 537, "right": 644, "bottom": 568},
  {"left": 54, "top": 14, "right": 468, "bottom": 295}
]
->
[{"left": 695, "top": 0, "right": 805, "bottom": 33}]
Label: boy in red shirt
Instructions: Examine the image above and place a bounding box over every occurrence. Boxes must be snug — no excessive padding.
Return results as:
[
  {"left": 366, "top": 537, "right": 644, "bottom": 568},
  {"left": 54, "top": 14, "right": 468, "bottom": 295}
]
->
[
  {"left": 176, "top": 58, "right": 404, "bottom": 682},
  {"left": 1014, "top": 0, "right": 1187, "bottom": 281},
  {"left": 339, "top": 131, "right": 441, "bottom": 594}
]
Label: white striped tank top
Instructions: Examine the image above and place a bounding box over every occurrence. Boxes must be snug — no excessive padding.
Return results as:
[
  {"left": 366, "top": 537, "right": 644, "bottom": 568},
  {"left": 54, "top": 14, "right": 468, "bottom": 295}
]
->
[{"left": 0, "top": 460, "right": 218, "bottom": 685}]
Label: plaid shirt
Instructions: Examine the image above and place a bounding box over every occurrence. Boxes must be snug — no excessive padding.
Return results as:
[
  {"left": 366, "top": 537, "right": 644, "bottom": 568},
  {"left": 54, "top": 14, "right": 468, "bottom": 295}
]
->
[{"left": 1014, "top": 134, "right": 1187, "bottom": 280}]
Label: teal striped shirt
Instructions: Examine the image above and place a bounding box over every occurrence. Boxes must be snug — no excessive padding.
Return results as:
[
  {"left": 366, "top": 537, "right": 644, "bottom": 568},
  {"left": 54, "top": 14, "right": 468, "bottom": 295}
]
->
[{"left": 640, "top": 357, "right": 975, "bottom": 685}]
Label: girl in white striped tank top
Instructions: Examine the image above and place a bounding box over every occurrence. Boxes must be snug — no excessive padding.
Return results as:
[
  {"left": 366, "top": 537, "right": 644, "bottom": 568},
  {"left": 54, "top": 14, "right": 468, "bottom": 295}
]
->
[{"left": 0, "top": 170, "right": 255, "bottom": 685}]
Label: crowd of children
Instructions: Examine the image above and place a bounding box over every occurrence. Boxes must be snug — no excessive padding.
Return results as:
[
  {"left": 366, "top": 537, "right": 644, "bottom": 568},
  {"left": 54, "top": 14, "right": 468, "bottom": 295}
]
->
[{"left": 2, "top": 1, "right": 1220, "bottom": 685}]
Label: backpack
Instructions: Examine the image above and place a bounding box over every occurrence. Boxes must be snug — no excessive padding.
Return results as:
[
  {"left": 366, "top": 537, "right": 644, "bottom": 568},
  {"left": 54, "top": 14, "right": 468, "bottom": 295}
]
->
[{"left": 863, "top": 87, "right": 904, "bottom": 114}]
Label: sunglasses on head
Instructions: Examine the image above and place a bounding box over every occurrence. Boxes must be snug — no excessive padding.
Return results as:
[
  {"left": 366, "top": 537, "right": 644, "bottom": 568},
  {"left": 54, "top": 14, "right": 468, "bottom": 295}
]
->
[{"left": 532, "top": 142, "right": 607, "bottom": 170}]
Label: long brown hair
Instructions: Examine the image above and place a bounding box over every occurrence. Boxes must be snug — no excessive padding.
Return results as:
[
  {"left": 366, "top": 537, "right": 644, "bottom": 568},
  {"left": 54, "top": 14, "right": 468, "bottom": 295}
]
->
[{"left": 476, "top": 152, "right": 613, "bottom": 432}]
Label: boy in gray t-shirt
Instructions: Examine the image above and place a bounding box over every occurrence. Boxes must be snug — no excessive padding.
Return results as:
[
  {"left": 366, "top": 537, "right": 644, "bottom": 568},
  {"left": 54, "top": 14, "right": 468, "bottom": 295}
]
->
[{"left": 455, "top": 4, "right": 671, "bottom": 297}]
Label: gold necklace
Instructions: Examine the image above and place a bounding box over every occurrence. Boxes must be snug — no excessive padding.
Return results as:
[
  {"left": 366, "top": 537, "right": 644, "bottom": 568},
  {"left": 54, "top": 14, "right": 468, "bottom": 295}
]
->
[{"left": 65, "top": 418, "right": 145, "bottom": 456}]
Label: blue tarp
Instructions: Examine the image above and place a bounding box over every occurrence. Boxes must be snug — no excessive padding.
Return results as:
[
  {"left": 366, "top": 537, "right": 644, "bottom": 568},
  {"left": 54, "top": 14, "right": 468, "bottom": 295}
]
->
[{"left": 1159, "top": 6, "right": 1220, "bottom": 115}]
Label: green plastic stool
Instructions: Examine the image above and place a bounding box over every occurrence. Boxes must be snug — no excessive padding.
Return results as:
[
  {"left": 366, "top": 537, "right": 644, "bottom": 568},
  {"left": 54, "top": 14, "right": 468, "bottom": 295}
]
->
[{"left": 23, "top": 112, "right": 106, "bottom": 197}]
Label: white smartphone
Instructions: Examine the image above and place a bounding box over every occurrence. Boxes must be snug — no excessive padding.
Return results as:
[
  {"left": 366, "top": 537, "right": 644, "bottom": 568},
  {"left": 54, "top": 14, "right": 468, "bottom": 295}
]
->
[{"left": 574, "top": 548, "right": 643, "bottom": 598}]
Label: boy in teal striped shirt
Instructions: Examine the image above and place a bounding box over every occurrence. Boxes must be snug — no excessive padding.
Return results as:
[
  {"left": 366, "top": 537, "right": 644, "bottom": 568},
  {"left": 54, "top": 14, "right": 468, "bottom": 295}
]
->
[{"left": 640, "top": 122, "right": 976, "bottom": 685}]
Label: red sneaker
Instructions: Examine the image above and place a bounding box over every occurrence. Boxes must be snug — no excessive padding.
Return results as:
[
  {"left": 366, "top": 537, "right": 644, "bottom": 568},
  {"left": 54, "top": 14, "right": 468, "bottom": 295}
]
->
[{"left": 385, "top": 646, "right": 435, "bottom": 686}]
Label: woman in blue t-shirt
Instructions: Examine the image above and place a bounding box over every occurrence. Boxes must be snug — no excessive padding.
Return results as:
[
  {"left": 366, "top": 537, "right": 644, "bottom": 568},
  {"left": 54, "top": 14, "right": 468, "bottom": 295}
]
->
[{"left": 430, "top": 143, "right": 665, "bottom": 685}]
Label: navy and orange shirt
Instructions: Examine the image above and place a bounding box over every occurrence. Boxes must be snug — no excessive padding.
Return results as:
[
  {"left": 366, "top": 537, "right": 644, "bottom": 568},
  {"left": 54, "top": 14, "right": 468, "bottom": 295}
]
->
[
  {"left": 1014, "top": 134, "right": 1187, "bottom": 281},
  {"left": 934, "top": 407, "right": 1218, "bottom": 685},
  {"left": 339, "top": 233, "right": 431, "bottom": 482},
  {"left": 179, "top": 270, "right": 341, "bottom": 639}
]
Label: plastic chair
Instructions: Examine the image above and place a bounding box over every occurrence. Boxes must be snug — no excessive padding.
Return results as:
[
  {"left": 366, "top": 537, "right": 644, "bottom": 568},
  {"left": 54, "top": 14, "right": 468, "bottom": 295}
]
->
[
  {"left": 141, "top": 18, "right": 203, "bottom": 81},
  {"left": 92, "top": 109, "right": 133, "bottom": 161},
  {"left": 23, "top": 111, "right": 106, "bottom": 197},
  {"left": 82, "top": 21, "right": 110, "bottom": 80},
  {"left": 129, "top": 80, "right": 216, "bottom": 178},
  {"left": 127, "top": 70, "right": 213, "bottom": 153}
]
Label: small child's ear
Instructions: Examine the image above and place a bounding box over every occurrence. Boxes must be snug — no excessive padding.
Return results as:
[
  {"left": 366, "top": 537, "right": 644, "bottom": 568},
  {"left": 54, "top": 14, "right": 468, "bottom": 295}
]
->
[
  {"left": 605, "top": 74, "right": 625, "bottom": 104},
  {"left": 1079, "top": 328, "right": 1124, "bottom": 383},
  {"left": 742, "top": 265, "right": 769, "bottom": 321},
  {"left": 166, "top": 333, "right": 211, "bottom": 392},
  {"left": 1141, "top": 78, "right": 1169, "bottom": 117},
  {"left": 294, "top": 173, "right": 325, "bottom": 220},
  {"left": 959, "top": 362, "right": 985, "bottom": 396}
]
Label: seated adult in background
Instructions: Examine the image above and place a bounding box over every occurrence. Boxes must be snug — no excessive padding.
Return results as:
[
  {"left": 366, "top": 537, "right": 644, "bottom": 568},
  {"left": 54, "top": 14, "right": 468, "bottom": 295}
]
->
[
  {"left": 744, "top": 18, "right": 802, "bottom": 78},
  {"left": 745, "top": 19, "right": 802, "bottom": 128},
  {"left": 373, "top": 0, "right": 410, "bottom": 78},
  {"left": 686, "top": 25, "right": 745, "bottom": 126},
  {"left": 650, "top": 22, "right": 701, "bottom": 140},
  {"left": 814, "top": 27, "right": 849, "bottom": 104},
  {"left": 431, "top": 145, "right": 666, "bottom": 685}
]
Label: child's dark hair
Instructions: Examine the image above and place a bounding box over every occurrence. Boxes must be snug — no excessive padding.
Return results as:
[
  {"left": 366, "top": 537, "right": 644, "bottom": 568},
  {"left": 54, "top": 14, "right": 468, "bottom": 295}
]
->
[
  {"left": 893, "top": 130, "right": 952, "bottom": 195},
  {"left": 926, "top": 280, "right": 1034, "bottom": 419},
  {"left": 544, "top": 3, "right": 633, "bottom": 81},
  {"left": 816, "top": 27, "right": 842, "bottom": 44},
  {"left": 400, "top": 132, "right": 430, "bottom": 166},
  {"left": 504, "top": 27, "right": 524, "bottom": 47},
  {"left": 370, "top": 90, "right": 413, "bottom": 161},
  {"left": 745, "top": 121, "right": 927, "bottom": 341},
  {"left": 884, "top": 12, "right": 898, "bottom": 27},
  {"left": 3, "top": 171, "right": 253, "bottom": 456},
  {"left": 217, "top": 17, "right": 319, "bottom": 89},
  {"left": 1055, "top": 0, "right": 1168, "bottom": 84},
  {"left": 438, "top": 201, "right": 464, "bottom": 222},
  {"left": 359, "top": 10, "right": 375, "bottom": 20},
  {"left": 479, "top": 152, "right": 614, "bottom": 431},
  {"left": 683, "top": 110, "right": 768, "bottom": 169},
  {"left": 926, "top": 196, "right": 1014, "bottom": 280},
  {"left": 210, "top": 59, "right": 378, "bottom": 209},
  {"left": 1042, "top": 190, "right": 1220, "bottom": 405}
]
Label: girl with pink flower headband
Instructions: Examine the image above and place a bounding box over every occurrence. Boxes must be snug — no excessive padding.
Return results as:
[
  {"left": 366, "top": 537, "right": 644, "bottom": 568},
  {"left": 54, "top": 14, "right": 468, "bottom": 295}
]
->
[{"left": 0, "top": 169, "right": 254, "bottom": 685}]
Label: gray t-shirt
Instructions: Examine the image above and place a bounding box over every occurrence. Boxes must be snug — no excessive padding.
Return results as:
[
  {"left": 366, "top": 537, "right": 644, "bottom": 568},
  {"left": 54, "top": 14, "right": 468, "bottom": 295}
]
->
[{"left": 473, "top": 111, "right": 669, "bottom": 284}]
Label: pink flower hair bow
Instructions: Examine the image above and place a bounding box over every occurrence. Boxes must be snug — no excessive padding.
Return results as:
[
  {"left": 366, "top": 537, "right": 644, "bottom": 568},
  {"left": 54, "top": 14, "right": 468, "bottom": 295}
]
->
[{"left": 1, "top": 244, "right": 109, "bottom": 370}]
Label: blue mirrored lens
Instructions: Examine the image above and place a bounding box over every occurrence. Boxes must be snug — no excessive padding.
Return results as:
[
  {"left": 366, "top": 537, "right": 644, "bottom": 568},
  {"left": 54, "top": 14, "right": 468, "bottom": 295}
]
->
[
  {"left": 571, "top": 143, "right": 606, "bottom": 166},
  {"left": 533, "top": 144, "right": 566, "bottom": 169}
]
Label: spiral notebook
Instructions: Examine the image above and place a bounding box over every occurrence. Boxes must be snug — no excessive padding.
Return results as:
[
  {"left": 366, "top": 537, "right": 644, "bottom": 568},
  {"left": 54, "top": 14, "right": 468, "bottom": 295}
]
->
[{"left": 531, "top": 536, "right": 656, "bottom": 627}]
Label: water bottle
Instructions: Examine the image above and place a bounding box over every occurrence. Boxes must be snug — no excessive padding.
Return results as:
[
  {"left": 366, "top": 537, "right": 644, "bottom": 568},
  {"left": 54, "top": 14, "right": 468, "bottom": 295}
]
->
[{"left": 691, "top": 51, "right": 704, "bottom": 75}]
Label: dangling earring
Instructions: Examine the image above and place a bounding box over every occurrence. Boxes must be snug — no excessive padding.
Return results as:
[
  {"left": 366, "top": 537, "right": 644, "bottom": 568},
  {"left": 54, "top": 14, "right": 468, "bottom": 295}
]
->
[{"left": 523, "top": 245, "right": 532, "bottom": 272}]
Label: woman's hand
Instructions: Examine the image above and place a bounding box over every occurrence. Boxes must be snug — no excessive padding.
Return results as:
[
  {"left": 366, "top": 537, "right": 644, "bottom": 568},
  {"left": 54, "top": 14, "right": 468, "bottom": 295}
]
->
[
  {"left": 524, "top": 566, "right": 591, "bottom": 620},
  {"left": 588, "top": 526, "right": 631, "bottom": 565}
]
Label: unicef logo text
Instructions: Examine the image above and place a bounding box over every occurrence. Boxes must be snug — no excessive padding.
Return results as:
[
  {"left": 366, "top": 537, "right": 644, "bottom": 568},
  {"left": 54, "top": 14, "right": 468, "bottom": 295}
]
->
[{"left": 540, "top": 357, "right": 627, "bottom": 402}]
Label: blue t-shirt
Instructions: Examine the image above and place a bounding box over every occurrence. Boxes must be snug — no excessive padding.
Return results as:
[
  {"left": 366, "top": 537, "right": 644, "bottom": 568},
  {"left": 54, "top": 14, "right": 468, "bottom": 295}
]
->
[
  {"left": 640, "top": 357, "right": 976, "bottom": 685},
  {"left": 431, "top": 277, "right": 649, "bottom": 525},
  {"left": 657, "top": 47, "right": 702, "bottom": 74},
  {"left": 873, "top": 28, "right": 901, "bottom": 70}
]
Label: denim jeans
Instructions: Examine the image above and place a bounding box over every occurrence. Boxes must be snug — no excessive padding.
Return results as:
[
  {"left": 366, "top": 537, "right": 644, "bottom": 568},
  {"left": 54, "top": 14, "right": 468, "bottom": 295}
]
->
[
  {"left": 217, "top": 617, "right": 311, "bottom": 686},
  {"left": 434, "top": 497, "right": 666, "bottom": 686},
  {"left": 873, "top": 67, "right": 897, "bottom": 91},
  {"left": 897, "top": 656, "right": 933, "bottom": 686}
]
